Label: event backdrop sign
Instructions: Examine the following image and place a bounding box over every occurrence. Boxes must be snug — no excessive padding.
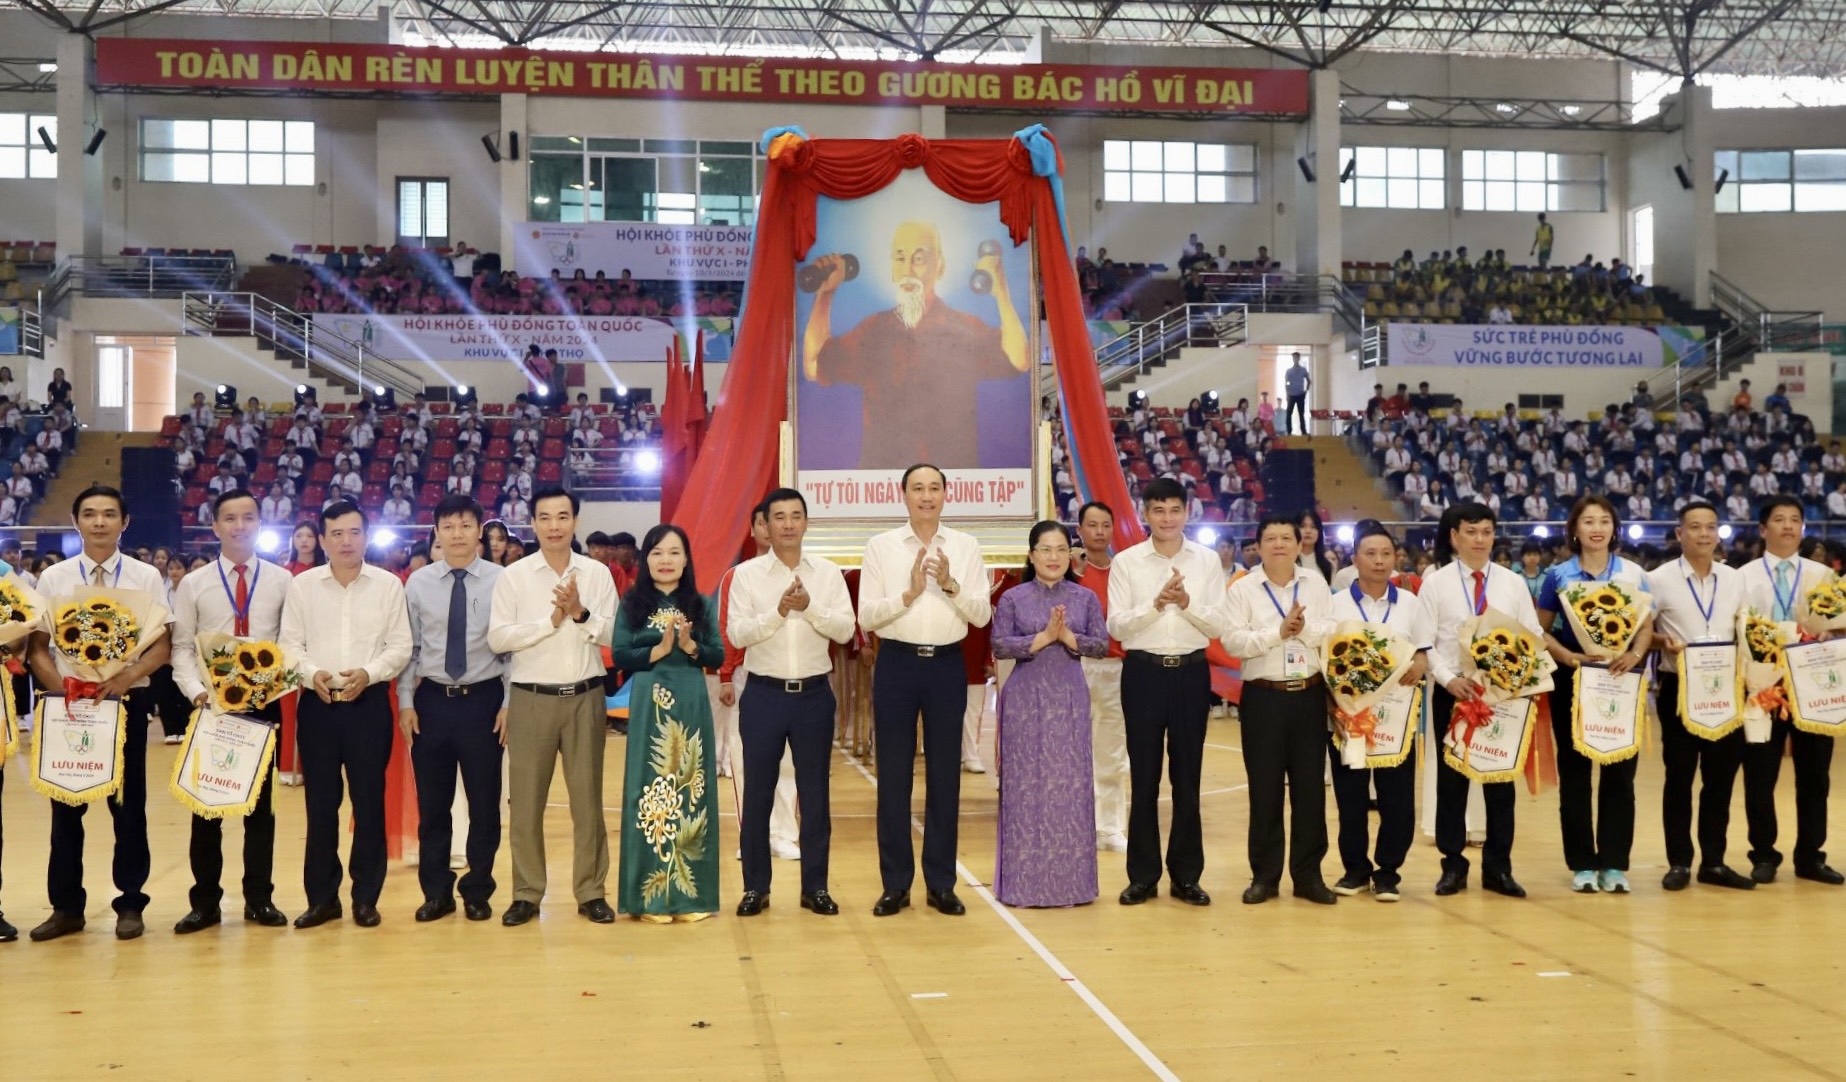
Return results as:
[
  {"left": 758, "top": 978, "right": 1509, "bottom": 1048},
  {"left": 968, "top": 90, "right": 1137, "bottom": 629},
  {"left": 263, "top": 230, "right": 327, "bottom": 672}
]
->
[
  {"left": 793, "top": 169, "right": 1035, "bottom": 520},
  {"left": 309, "top": 313, "right": 733, "bottom": 365},
  {"left": 0, "top": 308, "right": 18, "bottom": 355},
  {"left": 94, "top": 40, "right": 1310, "bottom": 116},
  {"left": 512, "top": 223, "right": 753, "bottom": 281},
  {"left": 1387, "top": 323, "right": 1707, "bottom": 367}
]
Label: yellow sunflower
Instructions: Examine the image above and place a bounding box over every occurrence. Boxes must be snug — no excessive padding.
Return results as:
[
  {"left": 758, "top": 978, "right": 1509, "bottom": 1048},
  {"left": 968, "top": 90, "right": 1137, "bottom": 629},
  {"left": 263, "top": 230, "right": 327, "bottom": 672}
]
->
[
  {"left": 1489, "top": 629, "right": 1515, "bottom": 646},
  {"left": 235, "top": 644, "right": 267, "bottom": 673},
  {"left": 220, "top": 682, "right": 251, "bottom": 709}
]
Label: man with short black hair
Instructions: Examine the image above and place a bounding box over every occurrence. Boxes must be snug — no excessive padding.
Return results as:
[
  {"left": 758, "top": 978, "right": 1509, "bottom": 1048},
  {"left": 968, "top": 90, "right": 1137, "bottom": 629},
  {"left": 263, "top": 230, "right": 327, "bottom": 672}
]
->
[
  {"left": 168, "top": 488, "right": 294, "bottom": 934},
  {"left": 400, "top": 494, "right": 510, "bottom": 923},
  {"left": 1109, "top": 477, "right": 1229, "bottom": 907},
  {"left": 280, "top": 501, "right": 413, "bottom": 929},
  {"left": 25, "top": 485, "right": 173, "bottom": 942},
  {"left": 1075, "top": 501, "right": 1129, "bottom": 853}
]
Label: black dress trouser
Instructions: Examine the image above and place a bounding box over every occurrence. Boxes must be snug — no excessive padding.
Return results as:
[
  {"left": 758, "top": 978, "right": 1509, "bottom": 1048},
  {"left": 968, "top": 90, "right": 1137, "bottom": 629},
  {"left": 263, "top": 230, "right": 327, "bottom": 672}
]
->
[
  {"left": 49, "top": 692, "right": 152, "bottom": 916},
  {"left": 298, "top": 683, "right": 393, "bottom": 908},
  {"left": 1655, "top": 674, "right": 1746, "bottom": 869},
  {"left": 872, "top": 648, "right": 964, "bottom": 894},
  {"left": 1549, "top": 674, "right": 1637, "bottom": 872},
  {"left": 1743, "top": 714, "right": 1833, "bottom": 870},
  {"left": 1433, "top": 686, "right": 1516, "bottom": 879},
  {"left": 410, "top": 680, "right": 505, "bottom": 905},
  {"left": 188, "top": 699, "right": 283, "bottom": 912},
  {"left": 740, "top": 676, "right": 835, "bottom": 896},
  {"left": 1239, "top": 684, "right": 1328, "bottom": 888},
  {"left": 1121, "top": 652, "right": 1210, "bottom": 887}
]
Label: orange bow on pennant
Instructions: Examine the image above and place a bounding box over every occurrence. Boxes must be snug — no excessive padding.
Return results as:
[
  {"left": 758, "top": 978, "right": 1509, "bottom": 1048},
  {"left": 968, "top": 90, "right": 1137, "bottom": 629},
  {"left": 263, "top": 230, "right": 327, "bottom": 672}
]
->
[
  {"left": 1339, "top": 707, "right": 1380, "bottom": 750},
  {"left": 1448, "top": 697, "right": 1494, "bottom": 755}
]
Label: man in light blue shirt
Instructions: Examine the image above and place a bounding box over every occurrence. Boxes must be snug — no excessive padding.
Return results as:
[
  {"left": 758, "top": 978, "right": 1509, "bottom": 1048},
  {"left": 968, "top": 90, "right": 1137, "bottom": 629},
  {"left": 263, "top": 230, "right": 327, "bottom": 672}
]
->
[
  {"left": 1283, "top": 352, "right": 1311, "bottom": 436},
  {"left": 398, "top": 493, "right": 510, "bottom": 923}
]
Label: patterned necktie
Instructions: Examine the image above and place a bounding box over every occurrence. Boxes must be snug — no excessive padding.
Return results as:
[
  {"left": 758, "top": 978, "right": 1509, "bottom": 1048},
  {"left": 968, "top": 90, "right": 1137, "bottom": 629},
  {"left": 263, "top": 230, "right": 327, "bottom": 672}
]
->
[
  {"left": 1775, "top": 559, "right": 1794, "bottom": 621},
  {"left": 233, "top": 563, "right": 250, "bottom": 636},
  {"left": 92, "top": 563, "right": 105, "bottom": 587},
  {"left": 1471, "top": 569, "right": 1486, "bottom": 614},
  {"left": 446, "top": 568, "right": 469, "bottom": 681}
]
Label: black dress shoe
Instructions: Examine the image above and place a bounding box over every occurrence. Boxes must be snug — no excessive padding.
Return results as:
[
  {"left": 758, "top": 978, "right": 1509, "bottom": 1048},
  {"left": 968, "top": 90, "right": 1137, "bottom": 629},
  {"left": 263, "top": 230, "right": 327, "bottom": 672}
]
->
[
  {"left": 293, "top": 902, "right": 343, "bottom": 929},
  {"left": 1697, "top": 864, "right": 1756, "bottom": 890},
  {"left": 1434, "top": 869, "right": 1468, "bottom": 896},
  {"left": 1483, "top": 873, "right": 1527, "bottom": 898},
  {"left": 29, "top": 911, "right": 85, "bottom": 941},
  {"left": 115, "top": 912, "right": 146, "bottom": 941},
  {"left": 352, "top": 903, "right": 382, "bottom": 928},
  {"left": 1293, "top": 881, "right": 1338, "bottom": 905},
  {"left": 735, "top": 891, "right": 770, "bottom": 917},
  {"left": 1795, "top": 862, "right": 1846, "bottom": 885},
  {"left": 800, "top": 891, "right": 840, "bottom": 915},
  {"left": 871, "top": 890, "right": 910, "bottom": 917},
  {"left": 463, "top": 900, "right": 493, "bottom": 922},
  {"left": 1241, "top": 881, "right": 1279, "bottom": 905},
  {"left": 174, "top": 909, "right": 223, "bottom": 935},
  {"left": 1169, "top": 882, "right": 1211, "bottom": 906},
  {"left": 501, "top": 900, "right": 539, "bottom": 927},
  {"left": 415, "top": 898, "right": 457, "bottom": 923},
  {"left": 244, "top": 904, "right": 289, "bottom": 927},
  {"left": 1661, "top": 866, "right": 1692, "bottom": 891},
  {"left": 1118, "top": 881, "right": 1157, "bottom": 906},
  {"left": 578, "top": 899, "right": 616, "bottom": 923},
  {"left": 1751, "top": 860, "right": 1778, "bottom": 884},
  {"left": 0, "top": 913, "right": 15, "bottom": 943},
  {"left": 926, "top": 889, "right": 966, "bottom": 916}
]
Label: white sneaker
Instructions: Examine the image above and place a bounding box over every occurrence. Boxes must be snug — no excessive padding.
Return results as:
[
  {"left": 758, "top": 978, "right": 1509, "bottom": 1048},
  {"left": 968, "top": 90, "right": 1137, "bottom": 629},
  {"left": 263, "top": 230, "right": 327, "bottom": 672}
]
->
[
  {"left": 277, "top": 772, "right": 302, "bottom": 787},
  {"left": 771, "top": 839, "right": 802, "bottom": 861},
  {"left": 1098, "top": 833, "right": 1127, "bottom": 853},
  {"left": 449, "top": 853, "right": 466, "bottom": 870},
  {"left": 963, "top": 759, "right": 987, "bottom": 774}
]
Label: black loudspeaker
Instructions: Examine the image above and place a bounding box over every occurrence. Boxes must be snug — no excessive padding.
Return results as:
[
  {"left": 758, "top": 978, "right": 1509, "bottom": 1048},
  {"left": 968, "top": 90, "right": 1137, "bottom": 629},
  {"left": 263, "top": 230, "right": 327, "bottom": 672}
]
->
[
  {"left": 1674, "top": 164, "right": 1693, "bottom": 190},
  {"left": 1260, "top": 449, "right": 1316, "bottom": 517},
  {"left": 122, "top": 446, "right": 181, "bottom": 550}
]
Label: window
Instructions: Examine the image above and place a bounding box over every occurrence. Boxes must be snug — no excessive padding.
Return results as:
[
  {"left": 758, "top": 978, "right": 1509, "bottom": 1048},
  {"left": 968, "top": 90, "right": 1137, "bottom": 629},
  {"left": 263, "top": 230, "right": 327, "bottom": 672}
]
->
[
  {"left": 1339, "top": 146, "right": 1446, "bottom": 210},
  {"left": 96, "top": 345, "right": 129, "bottom": 410},
  {"left": 1460, "top": 150, "right": 1604, "bottom": 212},
  {"left": 140, "top": 118, "right": 314, "bottom": 185},
  {"left": 0, "top": 113, "right": 57, "bottom": 179},
  {"left": 1101, "top": 140, "right": 1257, "bottom": 204},
  {"left": 396, "top": 178, "right": 449, "bottom": 247},
  {"left": 526, "top": 137, "right": 763, "bottom": 226},
  {"left": 1716, "top": 149, "right": 1846, "bottom": 213}
]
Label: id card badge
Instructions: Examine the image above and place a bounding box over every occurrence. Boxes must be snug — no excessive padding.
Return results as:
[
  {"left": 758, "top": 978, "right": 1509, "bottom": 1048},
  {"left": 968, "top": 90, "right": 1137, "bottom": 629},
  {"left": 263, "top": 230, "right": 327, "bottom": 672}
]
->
[{"left": 1284, "top": 639, "right": 1312, "bottom": 679}]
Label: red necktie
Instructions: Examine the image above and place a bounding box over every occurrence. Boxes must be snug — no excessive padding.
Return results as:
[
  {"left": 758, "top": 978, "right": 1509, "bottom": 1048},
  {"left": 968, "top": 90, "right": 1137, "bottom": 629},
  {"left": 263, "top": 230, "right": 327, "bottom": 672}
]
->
[
  {"left": 233, "top": 563, "right": 250, "bottom": 637},
  {"left": 1471, "top": 569, "right": 1486, "bottom": 616}
]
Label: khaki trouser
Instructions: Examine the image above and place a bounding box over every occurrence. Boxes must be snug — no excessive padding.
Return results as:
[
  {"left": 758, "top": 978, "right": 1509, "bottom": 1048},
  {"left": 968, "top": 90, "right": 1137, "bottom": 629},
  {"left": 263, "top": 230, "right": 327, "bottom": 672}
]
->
[
  {"left": 1083, "top": 656, "right": 1128, "bottom": 838},
  {"left": 506, "top": 687, "right": 608, "bottom": 905}
]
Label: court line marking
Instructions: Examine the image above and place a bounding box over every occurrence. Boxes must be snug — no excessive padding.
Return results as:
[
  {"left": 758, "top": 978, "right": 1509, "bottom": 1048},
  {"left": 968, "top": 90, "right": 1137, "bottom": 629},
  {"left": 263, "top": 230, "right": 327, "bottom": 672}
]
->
[{"left": 839, "top": 749, "right": 1181, "bottom": 1082}]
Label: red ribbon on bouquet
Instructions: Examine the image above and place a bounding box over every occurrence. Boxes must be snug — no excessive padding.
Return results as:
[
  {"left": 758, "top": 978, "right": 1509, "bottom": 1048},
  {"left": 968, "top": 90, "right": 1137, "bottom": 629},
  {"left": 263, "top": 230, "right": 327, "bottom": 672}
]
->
[
  {"left": 1448, "top": 697, "right": 1494, "bottom": 755},
  {"left": 1753, "top": 683, "right": 1789, "bottom": 715},
  {"left": 1337, "top": 707, "right": 1380, "bottom": 749},
  {"left": 61, "top": 676, "right": 105, "bottom": 717}
]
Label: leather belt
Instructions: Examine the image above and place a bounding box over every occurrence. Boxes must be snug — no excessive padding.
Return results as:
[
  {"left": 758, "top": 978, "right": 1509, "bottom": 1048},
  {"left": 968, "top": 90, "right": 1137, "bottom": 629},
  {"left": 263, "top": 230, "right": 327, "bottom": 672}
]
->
[
  {"left": 746, "top": 672, "right": 830, "bottom": 694},
  {"left": 882, "top": 639, "right": 957, "bottom": 659},
  {"left": 1247, "top": 674, "right": 1325, "bottom": 693},
  {"left": 1125, "top": 649, "right": 1207, "bottom": 668},
  {"left": 511, "top": 678, "right": 600, "bottom": 698},
  {"left": 420, "top": 678, "right": 501, "bottom": 698}
]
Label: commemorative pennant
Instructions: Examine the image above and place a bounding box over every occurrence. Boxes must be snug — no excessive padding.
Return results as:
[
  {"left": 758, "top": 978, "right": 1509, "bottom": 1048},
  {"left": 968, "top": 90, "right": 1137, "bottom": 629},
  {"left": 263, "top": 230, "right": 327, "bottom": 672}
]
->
[
  {"left": 1677, "top": 641, "right": 1744, "bottom": 740},
  {"left": 170, "top": 709, "right": 279, "bottom": 818},
  {"left": 1572, "top": 663, "right": 1648, "bottom": 764},
  {"left": 1783, "top": 638, "right": 1846, "bottom": 737},
  {"left": 30, "top": 695, "right": 128, "bottom": 805}
]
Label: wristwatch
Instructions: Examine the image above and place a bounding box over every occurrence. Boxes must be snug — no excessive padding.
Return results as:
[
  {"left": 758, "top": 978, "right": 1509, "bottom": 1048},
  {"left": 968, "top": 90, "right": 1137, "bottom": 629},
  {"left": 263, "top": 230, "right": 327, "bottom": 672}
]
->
[
  {"left": 573, "top": 608, "right": 591, "bottom": 624},
  {"left": 942, "top": 580, "right": 960, "bottom": 598}
]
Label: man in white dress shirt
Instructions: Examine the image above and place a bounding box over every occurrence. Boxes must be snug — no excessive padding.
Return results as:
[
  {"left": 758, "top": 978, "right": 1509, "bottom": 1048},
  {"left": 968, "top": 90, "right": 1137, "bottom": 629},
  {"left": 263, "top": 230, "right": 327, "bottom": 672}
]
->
[
  {"left": 1424, "top": 501, "right": 1542, "bottom": 898},
  {"left": 859, "top": 464, "right": 993, "bottom": 918},
  {"left": 279, "top": 500, "right": 413, "bottom": 930},
  {"left": 728, "top": 488, "right": 856, "bottom": 917},
  {"left": 23, "top": 485, "right": 173, "bottom": 943},
  {"left": 1738, "top": 496, "right": 1843, "bottom": 886},
  {"left": 1107, "top": 477, "right": 1229, "bottom": 907},
  {"left": 169, "top": 488, "right": 294, "bottom": 933},
  {"left": 1647, "top": 501, "right": 1755, "bottom": 892},
  {"left": 488, "top": 487, "right": 620, "bottom": 927},
  {"left": 1075, "top": 501, "right": 1129, "bottom": 853},
  {"left": 1224, "top": 514, "right": 1337, "bottom": 905}
]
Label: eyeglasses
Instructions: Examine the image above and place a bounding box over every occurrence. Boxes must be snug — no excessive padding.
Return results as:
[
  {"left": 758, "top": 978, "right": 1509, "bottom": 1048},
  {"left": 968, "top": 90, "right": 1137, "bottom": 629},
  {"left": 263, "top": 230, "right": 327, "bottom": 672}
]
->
[{"left": 1030, "top": 546, "right": 1069, "bottom": 556}]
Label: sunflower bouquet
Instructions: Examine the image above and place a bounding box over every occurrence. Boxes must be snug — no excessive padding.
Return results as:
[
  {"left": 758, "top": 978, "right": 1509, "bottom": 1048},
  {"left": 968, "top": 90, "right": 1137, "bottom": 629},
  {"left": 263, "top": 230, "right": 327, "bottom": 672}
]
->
[
  {"left": 50, "top": 587, "right": 168, "bottom": 684},
  {"left": 0, "top": 573, "right": 46, "bottom": 653},
  {"left": 1738, "top": 606, "right": 1791, "bottom": 742},
  {"left": 1559, "top": 580, "right": 1653, "bottom": 660},
  {"left": 1797, "top": 578, "right": 1846, "bottom": 638},
  {"left": 1323, "top": 620, "right": 1416, "bottom": 768},
  {"left": 1459, "top": 610, "right": 1556, "bottom": 706},
  {"left": 197, "top": 631, "right": 301, "bottom": 713}
]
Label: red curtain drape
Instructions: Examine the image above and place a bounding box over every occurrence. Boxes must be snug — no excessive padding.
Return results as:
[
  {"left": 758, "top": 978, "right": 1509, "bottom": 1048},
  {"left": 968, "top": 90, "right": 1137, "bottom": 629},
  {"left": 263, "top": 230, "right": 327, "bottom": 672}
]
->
[{"left": 675, "top": 131, "right": 1145, "bottom": 580}]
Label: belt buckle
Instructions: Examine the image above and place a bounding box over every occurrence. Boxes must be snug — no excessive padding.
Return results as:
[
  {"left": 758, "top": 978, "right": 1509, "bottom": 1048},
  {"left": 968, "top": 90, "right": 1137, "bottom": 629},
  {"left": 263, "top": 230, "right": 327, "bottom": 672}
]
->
[
  {"left": 557, "top": 683, "right": 579, "bottom": 697},
  {"left": 1161, "top": 655, "right": 1183, "bottom": 668},
  {"left": 915, "top": 645, "right": 936, "bottom": 658},
  {"left": 445, "top": 684, "right": 468, "bottom": 697},
  {"left": 783, "top": 679, "right": 804, "bottom": 694}
]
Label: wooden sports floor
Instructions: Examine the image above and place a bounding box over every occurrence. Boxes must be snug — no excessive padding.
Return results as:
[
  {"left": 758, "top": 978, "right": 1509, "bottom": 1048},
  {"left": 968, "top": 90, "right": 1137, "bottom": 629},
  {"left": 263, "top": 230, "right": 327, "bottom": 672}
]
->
[{"left": 4, "top": 709, "right": 1845, "bottom": 1081}]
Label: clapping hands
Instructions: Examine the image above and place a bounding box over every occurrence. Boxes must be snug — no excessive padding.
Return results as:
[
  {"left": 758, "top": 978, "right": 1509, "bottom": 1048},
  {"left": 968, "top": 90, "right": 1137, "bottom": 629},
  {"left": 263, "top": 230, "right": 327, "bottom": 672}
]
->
[
  {"left": 1280, "top": 602, "right": 1306, "bottom": 640},
  {"left": 778, "top": 575, "right": 810, "bottom": 616},
  {"left": 676, "top": 615, "right": 696, "bottom": 656},
  {"left": 1156, "top": 569, "right": 1189, "bottom": 610},
  {"left": 1032, "top": 604, "right": 1079, "bottom": 653}
]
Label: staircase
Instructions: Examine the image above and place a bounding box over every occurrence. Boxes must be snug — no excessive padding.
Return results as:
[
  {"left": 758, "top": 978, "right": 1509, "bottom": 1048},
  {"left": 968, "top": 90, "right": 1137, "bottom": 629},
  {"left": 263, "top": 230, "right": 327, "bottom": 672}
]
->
[
  {"left": 1293, "top": 436, "right": 1399, "bottom": 523},
  {"left": 181, "top": 291, "right": 423, "bottom": 398},
  {"left": 31, "top": 431, "right": 164, "bottom": 527}
]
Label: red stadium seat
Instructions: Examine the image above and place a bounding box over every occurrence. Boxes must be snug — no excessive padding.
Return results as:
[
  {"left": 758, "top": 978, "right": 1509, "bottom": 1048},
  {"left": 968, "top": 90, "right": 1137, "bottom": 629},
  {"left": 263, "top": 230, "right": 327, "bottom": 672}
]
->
[
  {"left": 542, "top": 418, "right": 567, "bottom": 438},
  {"left": 475, "top": 483, "right": 500, "bottom": 508},
  {"left": 598, "top": 417, "right": 622, "bottom": 437},
  {"left": 482, "top": 403, "right": 505, "bottom": 416},
  {"left": 424, "top": 460, "right": 450, "bottom": 483},
  {"left": 309, "top": 461, "right": 334, "bottom": 483},
  {"left": 251, "top": 463, "right": 277, "bottom": 485},
  {"left": 267, "top": 418, "right": 291, "bottom": 437},
  {"left": 192, "top": 464, "right": 216, "bottom": 486},
  {"left": 365, "top": 460, "right": 391, "bottom": 482},
  {"left": 184, "top": 485, "right": 207, "bottom": 507},
  {"left": 318, "top": 438, "right": 341, "bottom": 457},
  {"left": 480, "top": 460, "right": 507, "bottom": 485},
  {"left": 484, "top": 438, "right": 511, "bottom": 460},
  {"left": 434, "top": 419, "right": 459, "bottom": 439},
  {"left": 378, "top": 416, "right": 403, "bottom": 439},
  {"left": 204, "top": 438, "right": 226, "bottom": 458},
  {"left": 324, "top": 402, "right": 347, "bottom": 414},
  {"left": 159, "top": 416, "right": 182, "bottom": 437},
  {"left": 301, "top": 484, "right": 327, "bottom": 507},
  {"left": 540, "top": 439, "right": 565, "bottom": 461},
  {"left": 325, "top": 418, "right": 349, "bottom": 438},
  {"left": 262, "top": 439, "right": 284, "bottom": 458},
  {"left": 430, "top": 402, "right": 452, "bottom": 415},
  {"left": 417, "top": 483, "right": 443, "bottom": 507},
  {"left": 487, "top": 419, "right": 512, "bottom": 437},
  {"left": 536, "top": 461, "right": 562, "bottom": 484},
  {"left": 372, "top": 438, "right": 398, "bottom": 460},
  {"left": 429, "top": 438, "right": 455, "bottom": 460}
]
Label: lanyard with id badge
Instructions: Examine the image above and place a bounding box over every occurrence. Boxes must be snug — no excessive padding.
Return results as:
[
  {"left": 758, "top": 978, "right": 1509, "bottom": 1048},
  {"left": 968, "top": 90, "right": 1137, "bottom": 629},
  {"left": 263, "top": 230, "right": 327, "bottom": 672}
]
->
[{"left": 1263, "top": 579, "right": 1312, "bottom": 678}]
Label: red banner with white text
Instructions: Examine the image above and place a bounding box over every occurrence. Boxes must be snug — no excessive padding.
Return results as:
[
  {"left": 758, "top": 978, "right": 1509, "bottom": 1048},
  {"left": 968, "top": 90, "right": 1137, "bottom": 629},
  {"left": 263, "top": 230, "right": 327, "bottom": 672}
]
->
[{"left": 94, "top": 39, "right": 1309, "bottom": 116}]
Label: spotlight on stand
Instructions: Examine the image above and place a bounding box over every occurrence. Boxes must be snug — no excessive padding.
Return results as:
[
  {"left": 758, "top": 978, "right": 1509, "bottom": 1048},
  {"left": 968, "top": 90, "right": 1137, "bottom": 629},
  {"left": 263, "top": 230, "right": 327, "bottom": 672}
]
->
[
  {"left": 293, "top": 384, "right": 310, "bottom": 408},
  {"left": 636, "top": 450, "right": 661, "bottom": 474},
  {"left": 1626, "top": 523, "right": 1644, "bottom": 542},
  {"left": 257, "top": 529, "right": 282, "bottom": 555},
  {"left": 453, "top": 384, "right": 478, "bottom": 408},
  {"left": 369, "top": 384, "right": 396, "bottom": 411},
  {"left": 1335, "top": 523, "right": 1355, "bottom": 546},
  {"left": 1202, "top": 390, "right": 1220, "bottom": 409},
  {"left": 1197, "top": 528, "right": 1219, "bottom": 547},
  {"left": 1718, "top": 523, "right": 1734, "bottom": 541},
  {"left": 371, "top": 528, "right": 399, "bottom": 549},
  {"left": 1531, "top": 524, "right": 1550, "bottom": 539},
  {"left": 214, "top": 384, "right": 237, "bottom": 410},
  {"left": 1128, "top": 390, "right": 1148, "bottom": 410}
]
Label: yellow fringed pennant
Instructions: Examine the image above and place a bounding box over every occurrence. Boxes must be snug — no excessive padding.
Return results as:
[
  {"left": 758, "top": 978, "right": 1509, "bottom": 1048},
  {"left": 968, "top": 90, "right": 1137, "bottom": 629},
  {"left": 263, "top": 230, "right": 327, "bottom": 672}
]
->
[
  {"left": 1675, "top": 642, "right": 1745, "bottom": 741},
  {"left": 1335, "top": 685, "right": 1422, "bottom": 770},
  {"left": 29, "top": 695, "right": 129, "bottom": 805},
  {"left": 1782, "top": 638, "right": 1846, "bottom": 738},
  {"left": 1442, "top": 696, "right": 1538, "bottom": 784},
  {"left": 168, "top": 706, "right": 278, "bottom": 819},
  {"left": 1571, "top": 665, "right": 1649, "bottom": 765},
  {"left": 0, "top": 672, "right": 18, "bottom": 760}
]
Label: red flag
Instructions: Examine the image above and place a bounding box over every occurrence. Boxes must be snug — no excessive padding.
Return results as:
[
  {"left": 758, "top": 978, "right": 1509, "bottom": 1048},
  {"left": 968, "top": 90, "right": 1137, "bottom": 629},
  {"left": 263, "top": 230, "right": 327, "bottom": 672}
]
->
[{"left": 659, "top": 336, "right": 692, "bottom": 521}]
